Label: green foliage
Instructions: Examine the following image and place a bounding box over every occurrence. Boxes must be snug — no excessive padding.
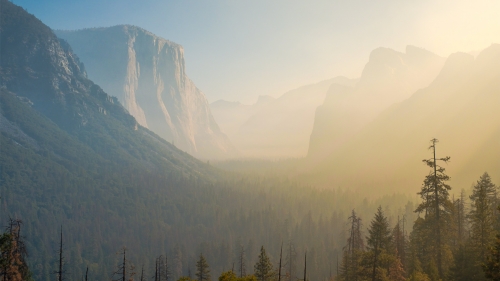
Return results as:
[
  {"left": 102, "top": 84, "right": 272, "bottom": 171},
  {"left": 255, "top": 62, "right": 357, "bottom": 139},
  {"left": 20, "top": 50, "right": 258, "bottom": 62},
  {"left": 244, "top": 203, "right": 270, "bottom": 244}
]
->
[
  {"left": 484, "top": 234, "right": 500, "bottom": 280},
  {"left": 218, "top": 271, "right": 257, "bottom": 281},
  {"left": 0, "top": 220, "right": 32, "bottom": 281},
  {"left": 414, "top": 139, "right": 453, "bottom": 279},
  {"left": 364, "top": 206, "right": 393, "bottom": 281},
  {"left": 253, "top": 246, "right": 274, "bottom": 281},
  {"left": 449, "top": 243, "right": 482, "bottom": 281},
  {"left": 406, "top": 271, "right": 430, "bottom": 281},
  {"left": 196, "top": 254, "right": 211, "bottom": 281},
  {"left": 469, "top": 173, "right": 498, "bottom": 262},
  {"left": 367, "top": 207, "right": 392, "bottom": 255}
]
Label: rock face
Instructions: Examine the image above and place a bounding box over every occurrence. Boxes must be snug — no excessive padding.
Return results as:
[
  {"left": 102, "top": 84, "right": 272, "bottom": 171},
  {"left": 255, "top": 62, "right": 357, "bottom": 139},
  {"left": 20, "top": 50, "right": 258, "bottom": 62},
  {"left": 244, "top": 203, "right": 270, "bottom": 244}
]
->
[
  {"left": 0, "top": 0, "right": 219, "bottom": 179},
  {"left": 309, "top": 45, "right": 500, "bottom": 195},
  {"left": 56, "top": 26, "right": 234, "bottom": 159},
  {"left": 211, "top": 77, "right": 356, "bottom": 158},
  {"left": 307, "top": 46, "right": 445, "bottom": 160}
]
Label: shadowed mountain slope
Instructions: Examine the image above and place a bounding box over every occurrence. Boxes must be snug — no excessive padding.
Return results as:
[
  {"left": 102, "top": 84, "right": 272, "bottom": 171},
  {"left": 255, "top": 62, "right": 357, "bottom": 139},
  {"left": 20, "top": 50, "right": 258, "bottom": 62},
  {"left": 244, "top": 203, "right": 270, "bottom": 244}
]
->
[{"left": 56, "top": 26, "right": 234, "bottom": 159}]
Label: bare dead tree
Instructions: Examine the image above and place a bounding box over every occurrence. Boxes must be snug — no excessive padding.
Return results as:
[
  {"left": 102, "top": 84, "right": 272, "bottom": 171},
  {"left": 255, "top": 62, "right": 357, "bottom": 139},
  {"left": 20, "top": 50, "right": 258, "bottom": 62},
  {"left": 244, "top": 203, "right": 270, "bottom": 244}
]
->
[{"left": 52, "top": 225, "right": 66, "bottom": 281}]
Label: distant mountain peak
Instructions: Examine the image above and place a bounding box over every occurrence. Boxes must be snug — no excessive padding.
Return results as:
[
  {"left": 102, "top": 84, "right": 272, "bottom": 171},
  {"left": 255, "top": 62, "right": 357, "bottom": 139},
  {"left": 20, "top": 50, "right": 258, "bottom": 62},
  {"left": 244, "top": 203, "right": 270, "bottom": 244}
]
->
[{"left": 255, "top": 95, "right": 275, "bottom": 106}]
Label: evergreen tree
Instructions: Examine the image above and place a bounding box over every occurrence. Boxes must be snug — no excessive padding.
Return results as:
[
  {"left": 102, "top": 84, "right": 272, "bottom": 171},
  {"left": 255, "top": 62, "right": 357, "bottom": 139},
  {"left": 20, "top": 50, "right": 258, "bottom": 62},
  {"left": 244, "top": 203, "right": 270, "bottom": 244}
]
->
[
  {"left": 338, "top": 210, "right": 364, "bottom": 281},
  {"left": 366, "top": 206, "right": 392, "bottom": 281},
  {"left": 254, "top": 246, "right": 273, "bottom": 281},
  {"left": 196, "top": 254, "right": 211, "bottom": 281},
  {"left": 388, "top": 255, "right": 405, "bottom": 281},
  {"left": 414, "top": 138, "right": 451, "bottom": 279},
  {"left": 484, "top": 233, "right": 500, "bottom": 281},
  {"left": 449, "top": 243, "right": 481, "bottom": 281},
  {"left": 456, "top": 190, "right": 467, "bottom": 246},
  {"left": 0, "top": 219, "right": 31, "bottom": 281},
  {"left": 392, "top": 219, "right": 405, "bottom": 271},
  {"left": 469, "top": 172, "right": 498, "bottom": 262}
]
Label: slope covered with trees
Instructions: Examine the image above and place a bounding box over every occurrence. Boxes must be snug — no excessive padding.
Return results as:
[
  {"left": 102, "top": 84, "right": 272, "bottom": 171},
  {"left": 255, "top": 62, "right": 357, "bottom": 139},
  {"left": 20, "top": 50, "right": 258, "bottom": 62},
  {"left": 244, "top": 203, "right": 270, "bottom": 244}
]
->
[{"left": 0, "top": 2, "right": 413, "bottom": 280}]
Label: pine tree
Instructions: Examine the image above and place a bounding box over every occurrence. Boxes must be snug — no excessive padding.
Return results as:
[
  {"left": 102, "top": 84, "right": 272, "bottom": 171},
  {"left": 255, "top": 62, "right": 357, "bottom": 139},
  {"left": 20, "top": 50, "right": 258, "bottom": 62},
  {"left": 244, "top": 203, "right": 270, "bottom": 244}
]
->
[
  {"left": 366, "top": 206, "right": 392, "bottom": 281},
  {"left": 388, "top": 255, "right": 405, "bottom": 281},
  {"left": 484, "top": 233, "right": 500, "bottom": 281},
  {"left": 0, "top": 219, "right": 31, "bottom": 281},
  {"left": 254, "top": 246, "right": 273, "bottom": 281},
  {"left": 196, "top": 254, "right": 211, "bottom": 281},
  {"left": 414, "top": 138, "right": 451, "bottom": 279},
  {"left": 449, "top": 243, "right": 481, "bottom": 281},
  {"left": 469, "top": 172, "right": 498, "bottom": 262},
  {"left": 339, "top": 210, "right": 364, "bottom": 281},
  {"left": 456, "top": 189, "right": 467, "bottom": 245},
  {"left": 392, "top": 219, "right": 405, "bottom": 271}
]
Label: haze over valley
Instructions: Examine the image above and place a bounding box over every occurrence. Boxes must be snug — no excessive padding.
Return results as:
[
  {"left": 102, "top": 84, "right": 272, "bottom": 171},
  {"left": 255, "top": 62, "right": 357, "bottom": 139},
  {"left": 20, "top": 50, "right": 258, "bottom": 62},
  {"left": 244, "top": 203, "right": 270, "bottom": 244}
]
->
[{"left": 1, "top": 1, "right": 500, "bottom": 280}]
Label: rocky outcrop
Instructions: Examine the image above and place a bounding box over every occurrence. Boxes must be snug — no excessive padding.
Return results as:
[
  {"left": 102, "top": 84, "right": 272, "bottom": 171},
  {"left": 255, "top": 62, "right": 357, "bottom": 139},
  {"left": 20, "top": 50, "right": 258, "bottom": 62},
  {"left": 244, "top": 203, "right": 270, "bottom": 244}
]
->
[{"left": 56, "top": 26, "right": 234, "bottom": 159}]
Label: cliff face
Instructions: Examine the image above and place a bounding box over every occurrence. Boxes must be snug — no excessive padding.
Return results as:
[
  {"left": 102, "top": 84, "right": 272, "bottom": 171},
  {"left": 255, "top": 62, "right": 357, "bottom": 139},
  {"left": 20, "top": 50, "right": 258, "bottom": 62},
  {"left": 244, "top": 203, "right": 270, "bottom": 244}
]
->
[
  {"left": 308, "top": 45, "right": 500, "bottom": 195},
  {"left": 56, "top": 26, "right": 234, "bottom": 159},
  {"left": 307, "top": 46, "right": 445, "bottom": 160},
  {"left": 210, "top": 77, "right": 356, "bottom": 158}
]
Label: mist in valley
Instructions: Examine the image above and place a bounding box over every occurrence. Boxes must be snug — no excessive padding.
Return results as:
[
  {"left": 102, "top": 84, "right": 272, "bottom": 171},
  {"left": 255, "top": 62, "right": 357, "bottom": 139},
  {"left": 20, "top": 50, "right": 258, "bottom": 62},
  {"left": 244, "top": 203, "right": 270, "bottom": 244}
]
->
[{"left": 1, "top": 0, "right": 500, "bottom": 280}]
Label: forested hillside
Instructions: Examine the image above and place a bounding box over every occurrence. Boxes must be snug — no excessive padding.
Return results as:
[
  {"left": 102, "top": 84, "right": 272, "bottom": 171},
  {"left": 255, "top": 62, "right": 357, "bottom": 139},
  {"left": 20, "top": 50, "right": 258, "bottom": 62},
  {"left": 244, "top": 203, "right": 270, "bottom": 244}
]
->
[
  {"left": 0, "top": 1, "right": 411, "bottom": 280},
  {"left": 1, "top": 1, "right": 500, "bottom": 281}
]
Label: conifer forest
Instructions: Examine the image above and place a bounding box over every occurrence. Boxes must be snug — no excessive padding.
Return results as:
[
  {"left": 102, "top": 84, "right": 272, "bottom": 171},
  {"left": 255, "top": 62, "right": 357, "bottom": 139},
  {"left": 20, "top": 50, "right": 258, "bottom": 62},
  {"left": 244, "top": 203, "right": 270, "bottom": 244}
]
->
[{"left": 2, "top": 0, "right": 500, "bottom": 280}]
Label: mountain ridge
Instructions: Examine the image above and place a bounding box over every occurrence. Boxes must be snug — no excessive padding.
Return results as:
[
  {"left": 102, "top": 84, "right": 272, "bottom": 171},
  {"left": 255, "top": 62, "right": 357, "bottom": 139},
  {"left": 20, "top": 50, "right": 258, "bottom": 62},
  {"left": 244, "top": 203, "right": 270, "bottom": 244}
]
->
[
  {"left": 307, "top": 45, "right": 500, "bottom": 195},
  {"left": 56, "top": 25, "right": 235, "bottom": 160},
  {"left": 307, "top": 45, "right": 446, "bottom": 160}
]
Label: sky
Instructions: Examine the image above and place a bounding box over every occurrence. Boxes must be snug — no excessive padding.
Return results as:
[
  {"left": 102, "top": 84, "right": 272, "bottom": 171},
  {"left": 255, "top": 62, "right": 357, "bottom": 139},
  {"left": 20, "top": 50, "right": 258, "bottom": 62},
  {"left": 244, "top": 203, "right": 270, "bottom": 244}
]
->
[{"left": 14, "top": 0, "right": 500, "bottom": 104}]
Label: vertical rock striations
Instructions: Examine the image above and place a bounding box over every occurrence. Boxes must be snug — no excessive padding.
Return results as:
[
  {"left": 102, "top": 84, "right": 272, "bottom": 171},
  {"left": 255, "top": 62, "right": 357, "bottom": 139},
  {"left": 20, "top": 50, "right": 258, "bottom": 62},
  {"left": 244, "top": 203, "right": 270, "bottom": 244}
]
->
[{"left": 56, "top": 26, "right": 234, "bottom": 159}]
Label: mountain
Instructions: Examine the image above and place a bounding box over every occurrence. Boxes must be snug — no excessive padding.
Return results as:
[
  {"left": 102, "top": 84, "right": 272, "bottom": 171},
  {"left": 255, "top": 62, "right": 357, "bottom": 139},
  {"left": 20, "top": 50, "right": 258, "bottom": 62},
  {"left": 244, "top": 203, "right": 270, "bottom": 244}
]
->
[
  {"left": 211, "top": 77, "right": 356, "bottom": 158},
  {"left": 210, "top": 95, "right": 275, "bottom": 138},
  {"left": 307, "top": 46, "right": 446, "bottom": 161},
  {"left": 55, "top": 26, "right": 234, "bottom": 160},
  {"left": 308, "top": 45, "right": 500, "bottom": 195},
  {"left": 0, "top": 6, "right": 414, "bottom": 281}
]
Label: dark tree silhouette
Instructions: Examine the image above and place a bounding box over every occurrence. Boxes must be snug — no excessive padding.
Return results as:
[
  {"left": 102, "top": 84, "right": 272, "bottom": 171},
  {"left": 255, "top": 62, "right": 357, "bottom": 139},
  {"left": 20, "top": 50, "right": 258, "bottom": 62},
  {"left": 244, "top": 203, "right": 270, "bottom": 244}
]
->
[
  {"left": 415, "top": 138, "right": 451, "bottom": 279},
  {"left": 367, "top": 206, "right": 392, "bottom": 281},
  {"left": 195, "top": 254, "right": 210, "bottom": 281}
]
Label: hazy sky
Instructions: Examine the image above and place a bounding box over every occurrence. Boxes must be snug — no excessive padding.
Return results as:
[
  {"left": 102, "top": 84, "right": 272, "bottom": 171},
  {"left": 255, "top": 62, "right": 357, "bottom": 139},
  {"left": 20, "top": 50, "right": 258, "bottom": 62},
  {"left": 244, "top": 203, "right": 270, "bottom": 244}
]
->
[{"left": 15, "top": 0, "right": 500, "bottom": 103}]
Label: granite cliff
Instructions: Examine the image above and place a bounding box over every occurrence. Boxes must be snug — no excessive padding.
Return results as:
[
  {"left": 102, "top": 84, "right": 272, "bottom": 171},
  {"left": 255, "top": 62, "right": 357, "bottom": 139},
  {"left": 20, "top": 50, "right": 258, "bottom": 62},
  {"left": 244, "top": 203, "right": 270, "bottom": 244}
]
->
[
  {"left": 57, "top": 26, "right": 234, "bottom": 159},
  {"left": 308, "top": 46, "right": 446, "bottom": 160}
]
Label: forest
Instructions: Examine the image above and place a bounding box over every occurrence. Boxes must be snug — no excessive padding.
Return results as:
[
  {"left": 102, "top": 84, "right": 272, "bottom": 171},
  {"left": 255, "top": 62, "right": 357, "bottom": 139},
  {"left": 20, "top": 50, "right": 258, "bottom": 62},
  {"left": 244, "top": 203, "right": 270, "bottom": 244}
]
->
[
  {"left": 1, "top": 0, "right": 500, "bottom": 280},
  {"left": 2, "top": 139, "right": 500, "bottom": 281}
]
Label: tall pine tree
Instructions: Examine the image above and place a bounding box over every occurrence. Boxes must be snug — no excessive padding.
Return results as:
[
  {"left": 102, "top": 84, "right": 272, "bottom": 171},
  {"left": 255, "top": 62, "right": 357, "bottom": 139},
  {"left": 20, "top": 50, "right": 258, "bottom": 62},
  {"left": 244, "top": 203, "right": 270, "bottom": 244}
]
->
[
  {"left": 366, "top": 206, "right": 392, "bottom": 281},
  {"left": 469, "top": 172, "right": 497, "bottom": 262},
  {"left": 196, "top": 254, "right": 211, "bottom": 281},
  {"left": 254, "top": 246, "right": 273, "bottom": 281},
  {"left": 414, "top": 138, "right": 452, "bottom": 279}
]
